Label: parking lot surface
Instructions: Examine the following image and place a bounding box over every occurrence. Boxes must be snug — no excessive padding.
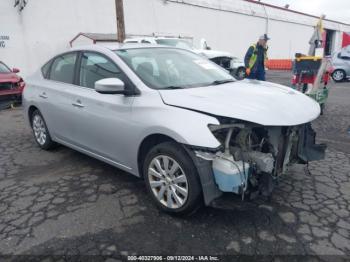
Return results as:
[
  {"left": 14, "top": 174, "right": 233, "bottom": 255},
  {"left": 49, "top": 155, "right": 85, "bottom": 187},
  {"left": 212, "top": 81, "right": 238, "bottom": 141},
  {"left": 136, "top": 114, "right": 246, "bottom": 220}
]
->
[{"left": 0, "top": 71, "right": 349, "bottom": 260}]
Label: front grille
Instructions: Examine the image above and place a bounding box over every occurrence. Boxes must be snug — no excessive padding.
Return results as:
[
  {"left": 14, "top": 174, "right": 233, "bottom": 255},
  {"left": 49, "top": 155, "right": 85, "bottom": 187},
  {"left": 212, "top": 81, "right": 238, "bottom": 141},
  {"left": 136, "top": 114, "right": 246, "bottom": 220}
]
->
[{"left": 0, "top": 82, "right": 14, "bottom": 91}]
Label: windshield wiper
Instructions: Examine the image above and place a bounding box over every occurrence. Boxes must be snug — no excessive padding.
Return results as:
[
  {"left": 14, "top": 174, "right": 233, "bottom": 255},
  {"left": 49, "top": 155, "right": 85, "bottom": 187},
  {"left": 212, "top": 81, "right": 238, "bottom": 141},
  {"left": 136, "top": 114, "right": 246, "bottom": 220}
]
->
[
  {"left": 161, "top": 85, "right": 186, "bottom": 90},
  {"left": 211, "top": 79, "right": 235, "bottom": 85}
]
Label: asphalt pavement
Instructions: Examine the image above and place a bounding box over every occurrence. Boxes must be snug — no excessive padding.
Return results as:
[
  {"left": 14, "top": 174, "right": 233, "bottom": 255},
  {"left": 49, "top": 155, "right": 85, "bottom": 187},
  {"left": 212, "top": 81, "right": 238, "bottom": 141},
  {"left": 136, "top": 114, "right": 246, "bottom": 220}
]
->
[{"left": 0, "top": 71, "right": 349, "bottom": 261}]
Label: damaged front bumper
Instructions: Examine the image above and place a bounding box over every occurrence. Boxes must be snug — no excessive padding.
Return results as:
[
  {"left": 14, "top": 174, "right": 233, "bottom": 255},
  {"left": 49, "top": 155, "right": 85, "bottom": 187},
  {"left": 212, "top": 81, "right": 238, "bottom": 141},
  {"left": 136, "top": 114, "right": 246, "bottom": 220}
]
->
[
  {"left": 185, "top": 123, "right": 326, "bottom": 206},
  {"left": 298, "top": 124, "right": 327, "bottom": 163}
]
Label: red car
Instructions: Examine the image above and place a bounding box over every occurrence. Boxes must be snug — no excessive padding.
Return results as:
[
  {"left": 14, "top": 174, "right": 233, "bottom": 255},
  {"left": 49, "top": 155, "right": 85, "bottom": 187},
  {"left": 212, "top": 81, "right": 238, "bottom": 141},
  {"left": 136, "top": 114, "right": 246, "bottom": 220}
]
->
[{"left": 0, "top": 61, "right": 25, "bottom": 108}]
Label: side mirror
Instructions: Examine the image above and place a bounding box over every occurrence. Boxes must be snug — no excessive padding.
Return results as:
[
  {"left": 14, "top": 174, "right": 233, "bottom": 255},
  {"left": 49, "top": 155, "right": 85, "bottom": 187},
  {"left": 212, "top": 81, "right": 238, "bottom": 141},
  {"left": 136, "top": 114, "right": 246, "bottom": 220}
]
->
[
  {"left": 95, "top": 78, "right": 126, "bottom": 94},
  {"left": 12, "top": 68, "right": 20, "bottom": 73}
]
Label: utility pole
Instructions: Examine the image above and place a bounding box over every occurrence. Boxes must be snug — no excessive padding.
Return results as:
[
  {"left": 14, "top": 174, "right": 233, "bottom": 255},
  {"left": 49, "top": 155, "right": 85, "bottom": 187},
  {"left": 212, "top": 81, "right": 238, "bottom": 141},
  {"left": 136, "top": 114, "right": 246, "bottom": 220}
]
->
[{"left": 115, "top": 0, "right": 126, "bottom": 42}]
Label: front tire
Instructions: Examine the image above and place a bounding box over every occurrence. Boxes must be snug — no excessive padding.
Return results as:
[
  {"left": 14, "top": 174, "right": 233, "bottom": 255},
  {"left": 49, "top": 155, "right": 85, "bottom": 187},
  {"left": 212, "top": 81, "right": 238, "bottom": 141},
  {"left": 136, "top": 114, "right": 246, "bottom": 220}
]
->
[
  {"left": 332, "top": 69, "right": 346, "bottom": 82},
  {"left": 31, "top": 109, "right": 56, "bottom": 150},
  {"left": 143, "top": 142, "right": 202, "bottom": 215}
]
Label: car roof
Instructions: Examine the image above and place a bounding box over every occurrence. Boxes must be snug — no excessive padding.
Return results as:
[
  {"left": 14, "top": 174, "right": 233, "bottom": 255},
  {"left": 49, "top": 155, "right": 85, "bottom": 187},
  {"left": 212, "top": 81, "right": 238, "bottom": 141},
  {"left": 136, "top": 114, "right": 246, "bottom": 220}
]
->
[{"left": 70, "top": 43, "right": 169, "bottom": 52}]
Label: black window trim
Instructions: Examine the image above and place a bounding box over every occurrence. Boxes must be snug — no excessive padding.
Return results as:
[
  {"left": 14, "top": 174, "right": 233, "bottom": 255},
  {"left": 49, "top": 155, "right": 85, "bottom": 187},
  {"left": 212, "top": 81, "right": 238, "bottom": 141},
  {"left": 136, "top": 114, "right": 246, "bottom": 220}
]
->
[
  {"left": 76, "top": 50, "right": 140, "bottom": 96},
  {"left": 41, "top": 60, "right": 52, "bottom": 79}
]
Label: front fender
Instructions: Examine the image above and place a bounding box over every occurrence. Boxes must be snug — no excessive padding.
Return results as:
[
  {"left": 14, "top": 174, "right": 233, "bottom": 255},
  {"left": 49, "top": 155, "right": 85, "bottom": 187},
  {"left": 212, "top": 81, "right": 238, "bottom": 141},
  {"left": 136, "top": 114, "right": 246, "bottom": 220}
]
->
[
  {"left": 127, "top": 103, "right": 221, "bottom": 176},
  {"left": 130, "top": 91, "right": 222, "bottom": 148},
  {"left": 142, "top": 115, "right": 221, "bottom": 149}
]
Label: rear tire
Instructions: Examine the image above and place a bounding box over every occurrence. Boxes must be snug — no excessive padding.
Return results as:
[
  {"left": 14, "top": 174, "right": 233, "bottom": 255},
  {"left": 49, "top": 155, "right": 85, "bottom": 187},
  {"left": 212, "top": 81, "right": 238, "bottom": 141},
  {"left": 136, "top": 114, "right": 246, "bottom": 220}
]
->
[
  {"left": 143, "top": 142, "right": 202, "bottom": 215},
  {"left": 31, "top": 109, "right": 56, "bottom": 150},
  {"left": 332, "top": 69, "right": 346, "bottom": 82}
]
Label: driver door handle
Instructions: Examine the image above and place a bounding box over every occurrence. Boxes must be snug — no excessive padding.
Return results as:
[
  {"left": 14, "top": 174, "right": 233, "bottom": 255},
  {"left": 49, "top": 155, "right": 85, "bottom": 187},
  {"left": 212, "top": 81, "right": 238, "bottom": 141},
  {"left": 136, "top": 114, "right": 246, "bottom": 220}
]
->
[
  {"left": 72, "top": 99, "right": 84, "bottom": 108},
  {"left": 39, "top": 92, "right": 48, "bottom": 99}
]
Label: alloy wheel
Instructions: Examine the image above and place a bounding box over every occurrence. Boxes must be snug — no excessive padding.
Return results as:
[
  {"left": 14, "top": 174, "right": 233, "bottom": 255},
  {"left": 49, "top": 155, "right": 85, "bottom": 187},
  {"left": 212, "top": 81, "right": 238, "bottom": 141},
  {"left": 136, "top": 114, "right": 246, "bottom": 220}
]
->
[
  {"left": 148, "top": 155, "right": 189, "bottom": 209},
  {"left": 333, "top": 70, "right": 345, "bottom": 81},
  {"left": 32, "top": 114, "right": 47, "bottom": 146}
]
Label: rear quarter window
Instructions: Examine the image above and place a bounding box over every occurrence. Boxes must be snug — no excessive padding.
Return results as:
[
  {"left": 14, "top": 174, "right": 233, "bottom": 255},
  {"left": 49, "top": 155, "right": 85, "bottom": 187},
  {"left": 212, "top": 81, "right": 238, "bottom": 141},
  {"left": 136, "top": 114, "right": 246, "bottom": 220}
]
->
[{"left": 41, "top": 60, "right": 52, "bottom": 79}]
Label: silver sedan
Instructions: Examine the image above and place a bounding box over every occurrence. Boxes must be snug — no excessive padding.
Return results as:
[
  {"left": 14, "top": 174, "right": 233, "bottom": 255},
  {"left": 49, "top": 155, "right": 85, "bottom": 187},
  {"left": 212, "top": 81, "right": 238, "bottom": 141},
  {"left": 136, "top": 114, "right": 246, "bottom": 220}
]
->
[{"left": 23, "top": 44, "right": 324, "bottom": 215}]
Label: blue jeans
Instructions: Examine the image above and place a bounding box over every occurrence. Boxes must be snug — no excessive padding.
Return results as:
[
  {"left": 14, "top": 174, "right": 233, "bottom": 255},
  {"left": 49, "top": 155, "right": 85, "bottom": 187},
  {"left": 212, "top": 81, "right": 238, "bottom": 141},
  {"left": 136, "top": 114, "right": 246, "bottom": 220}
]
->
[{"left": 247, "top": 68, "right": 266, "bottom": 81}]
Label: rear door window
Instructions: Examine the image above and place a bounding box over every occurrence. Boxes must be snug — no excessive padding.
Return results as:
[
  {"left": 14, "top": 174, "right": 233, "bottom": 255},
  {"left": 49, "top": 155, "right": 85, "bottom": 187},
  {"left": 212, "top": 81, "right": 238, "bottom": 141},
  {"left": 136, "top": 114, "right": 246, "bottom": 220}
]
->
[{"left": 49, "top": 53, "right": 77, "bottom": 84}]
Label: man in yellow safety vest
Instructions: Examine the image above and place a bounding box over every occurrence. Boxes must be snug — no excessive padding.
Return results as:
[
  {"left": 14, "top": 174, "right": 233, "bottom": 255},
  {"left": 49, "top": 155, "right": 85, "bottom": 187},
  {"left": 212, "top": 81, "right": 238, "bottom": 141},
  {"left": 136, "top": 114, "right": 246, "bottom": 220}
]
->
[{"left": 244, "top": 34, "right": 270, "bottom": 81}]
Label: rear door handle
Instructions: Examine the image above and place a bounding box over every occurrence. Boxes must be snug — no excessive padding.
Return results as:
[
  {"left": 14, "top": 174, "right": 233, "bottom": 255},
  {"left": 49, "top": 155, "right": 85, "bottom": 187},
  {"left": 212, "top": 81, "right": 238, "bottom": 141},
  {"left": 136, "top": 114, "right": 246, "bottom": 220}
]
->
[
  {"left": 72, "top": 100, "right": 84, "bottom": 108},
  {"left": 39, "top": 92, "right": 48, "bottom": 99}
]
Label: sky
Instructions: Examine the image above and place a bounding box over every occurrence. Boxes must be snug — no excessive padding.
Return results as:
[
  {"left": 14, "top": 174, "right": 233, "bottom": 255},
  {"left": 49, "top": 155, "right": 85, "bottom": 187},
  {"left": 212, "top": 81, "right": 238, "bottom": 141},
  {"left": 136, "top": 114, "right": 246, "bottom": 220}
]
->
[{"left": 260, "top": 0, "right": 350, "bottom": 24}]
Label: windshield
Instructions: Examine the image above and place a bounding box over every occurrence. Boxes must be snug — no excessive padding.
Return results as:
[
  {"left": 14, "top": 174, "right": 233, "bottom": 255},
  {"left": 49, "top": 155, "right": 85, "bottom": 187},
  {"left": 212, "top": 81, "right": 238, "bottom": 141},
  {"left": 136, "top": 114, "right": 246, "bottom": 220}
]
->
[
  {"left": 115, "top": 48, "right": 235, "bottom": 89},
  {"left": 155, "top": 39, "right": 194, "bottom": 50},
  {"left": 0, "top": 62, "right": 11, "bottom": 73}
]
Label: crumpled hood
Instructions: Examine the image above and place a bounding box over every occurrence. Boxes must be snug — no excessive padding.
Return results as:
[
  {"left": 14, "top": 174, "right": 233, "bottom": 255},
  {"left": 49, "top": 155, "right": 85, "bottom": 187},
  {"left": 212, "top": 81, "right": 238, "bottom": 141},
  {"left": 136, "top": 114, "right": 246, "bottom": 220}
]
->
[{"left": 159, "top": 80, "right": 321, "bottom": 126}]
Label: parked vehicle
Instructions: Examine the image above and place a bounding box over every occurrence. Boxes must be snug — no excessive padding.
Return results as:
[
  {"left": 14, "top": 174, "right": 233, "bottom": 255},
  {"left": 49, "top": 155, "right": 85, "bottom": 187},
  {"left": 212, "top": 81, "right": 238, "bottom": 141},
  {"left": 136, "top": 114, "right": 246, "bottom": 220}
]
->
[
  {"left": 331, "top": 51, "right": 350, "bottom": 82},
  {"left": 23, "top": 44, "right": 325, "bottom": 215},
  {"left": 124, "top": 37, "right": 246, "bottom": 79},
  {"left": 0, "top": 61, "right": 25, "bottom": 108}
]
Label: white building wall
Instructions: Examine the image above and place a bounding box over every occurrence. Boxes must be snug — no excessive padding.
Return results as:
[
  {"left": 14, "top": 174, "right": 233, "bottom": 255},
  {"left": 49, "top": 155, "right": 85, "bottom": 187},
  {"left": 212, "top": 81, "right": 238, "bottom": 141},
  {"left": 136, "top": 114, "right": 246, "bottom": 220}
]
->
[
  {"left": 124, "top": 0, "right": 350, "bottom": 59},
  {"left": 1, "top": 0, "right": 350, "bottom": 78},
  {"left": 124, "top": 0, "right": 266, "bottom": 57},
  {"left": 268, "top": 20, "right": 314, "bottom": 59},
  {"left": 0, "top": 1, "right": 26, "bottom": 74},
  {"left": 0, "top": 0, "right": 116, "bottom": 77}
]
